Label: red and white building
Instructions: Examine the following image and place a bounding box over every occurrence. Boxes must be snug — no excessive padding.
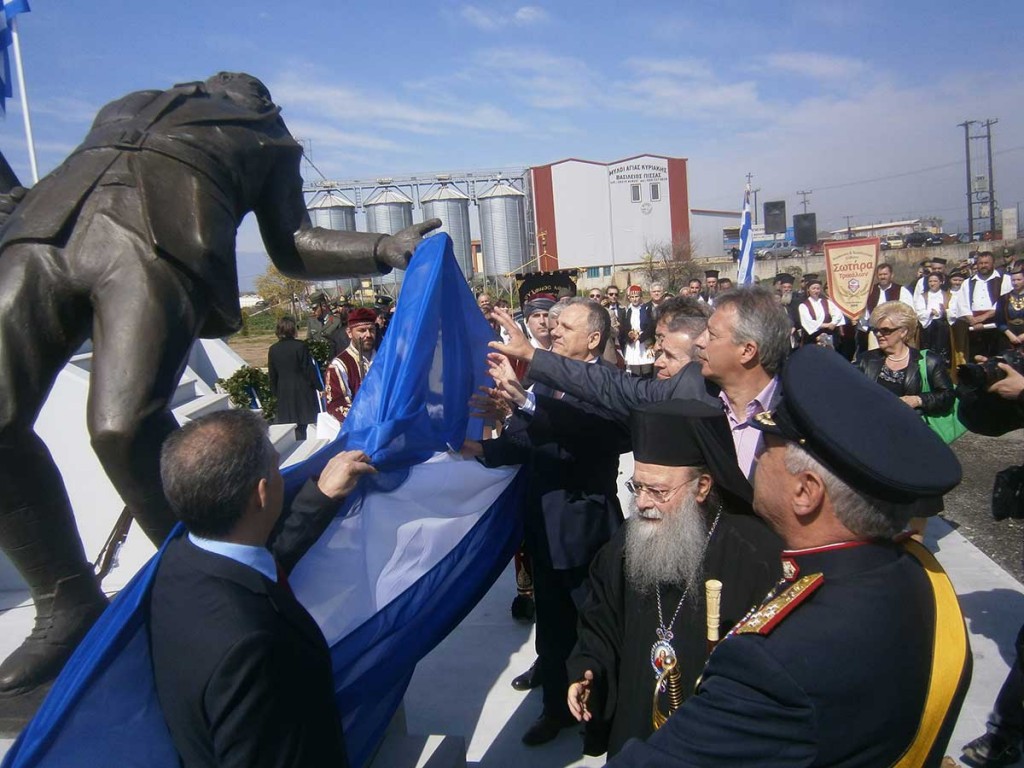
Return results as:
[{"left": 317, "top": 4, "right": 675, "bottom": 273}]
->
[{"left": 528, "top": 154, "right": 691, "bottom": 275}]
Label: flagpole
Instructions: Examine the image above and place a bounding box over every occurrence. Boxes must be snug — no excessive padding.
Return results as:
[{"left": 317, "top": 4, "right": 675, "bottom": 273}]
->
[{"left": 9, "top": 15, "right": 36, "bottom": 183}]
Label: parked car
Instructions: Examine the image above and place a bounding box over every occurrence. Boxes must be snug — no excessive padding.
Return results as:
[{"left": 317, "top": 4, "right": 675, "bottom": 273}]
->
[
  {"left": 904, "top": 232, "right": 932, "bottom": 247},
  {"left": 755, "top": 241, "right": 803, "bottom": 259},
  {"left": 884, "top": 235, "right": 905, "bottom": 249},
  {"left": 925, "top": 233, "right": 945, "bottom": 246}
]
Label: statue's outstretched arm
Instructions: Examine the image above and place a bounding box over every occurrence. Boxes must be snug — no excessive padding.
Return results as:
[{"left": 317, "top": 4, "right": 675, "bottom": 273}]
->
[{"left": 255, "top": 156, "right": 441, "bottom": 279}]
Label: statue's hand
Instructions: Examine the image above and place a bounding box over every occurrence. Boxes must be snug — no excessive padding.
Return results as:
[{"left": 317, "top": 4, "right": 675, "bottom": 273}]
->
[
  {"left": 0, "top": 185, "right": 27, "bottom": 226},
  {"left": 376, "top": 218, "right": 443, "bottom": 270}
]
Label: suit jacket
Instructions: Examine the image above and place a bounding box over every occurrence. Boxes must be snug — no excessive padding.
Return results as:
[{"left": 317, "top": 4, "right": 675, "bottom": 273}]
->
[
  {"left": 528, "top": 352, "right": 722, "bottom": 428},
  {"left": 607, "top": 305, "right": 628, "bottom": 349},
  {"left": 619, "top": 304, "right": 655, "bottom": 351},
  {"left": 0, "top": 82, "right": 384, "bottom": 338},
  {"left": 482, "top": 360, "right": 630, "bottom": 570},
  {"left": 151, "top": 482, "right": 349, "bottom": 768}
]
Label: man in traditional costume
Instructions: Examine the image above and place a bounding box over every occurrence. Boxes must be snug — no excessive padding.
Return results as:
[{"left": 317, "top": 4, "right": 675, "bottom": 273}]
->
[
  {"left": 957, "top": 251, "right": 1012, "bottom": 360},
  {"left": 324, "top": 307, "right": 378, "bottom": 426},
  {"left": 621, "top": 285, "right": 655, "bottom": 378}
]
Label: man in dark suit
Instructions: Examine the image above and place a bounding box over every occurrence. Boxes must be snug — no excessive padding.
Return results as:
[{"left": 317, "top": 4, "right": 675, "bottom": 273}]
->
[
  {"left": 604, "top": 285, "right": 628, "bottom": 355},
  {"left": 0, "top": 71, "right": 440, "bottom": 694},
  {"left": 490, "top": 286, "right": 791, "bottom": 480},
  {"left": 151, "top": 408, "right": 375, "bottom": 768},
  {"left": 464, "top": 298, "right": 630, "bottom": 747}
]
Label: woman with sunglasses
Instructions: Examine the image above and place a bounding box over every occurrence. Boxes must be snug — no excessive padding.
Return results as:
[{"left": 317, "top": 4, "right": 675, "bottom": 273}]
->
[{"left": 856, "top": 300, "right": 954, "bottom": 540}]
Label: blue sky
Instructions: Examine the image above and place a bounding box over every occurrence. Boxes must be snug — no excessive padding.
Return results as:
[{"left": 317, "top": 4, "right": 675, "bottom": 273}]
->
[{"left": 1, "top": 0, "right": 1021, "bottom": 288}]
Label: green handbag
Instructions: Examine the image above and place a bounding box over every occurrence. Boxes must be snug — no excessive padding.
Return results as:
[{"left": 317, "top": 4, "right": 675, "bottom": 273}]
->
[{"left": 917, "top": 355, "right": 967, "bottom": 444}]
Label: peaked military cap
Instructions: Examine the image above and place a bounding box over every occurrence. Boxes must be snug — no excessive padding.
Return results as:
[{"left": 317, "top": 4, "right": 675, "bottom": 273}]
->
[{"left": 750, "top": 346, "right": 962, "bottom": 503}]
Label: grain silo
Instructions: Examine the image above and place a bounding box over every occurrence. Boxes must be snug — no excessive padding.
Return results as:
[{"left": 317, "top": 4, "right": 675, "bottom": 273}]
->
[
  {"left": 307, "top": 190, "right": 357, "bottom": 231},
  {"left": 364, "top": 183, "right": 414, "bottom": 287},
  {"left": 478, "top": 179, "right": 528, "bottom": 276},
  {"left": 364, "top": 183, "right": 414, "bottom": 235},
  {"left": 421, "top": 178, "right": 473, "bottom": 278}
]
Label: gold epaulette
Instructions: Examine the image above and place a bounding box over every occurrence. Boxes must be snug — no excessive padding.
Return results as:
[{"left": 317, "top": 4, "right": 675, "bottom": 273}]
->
[{"left": 733, "top": 573, "right": 824, "bottom": 636}]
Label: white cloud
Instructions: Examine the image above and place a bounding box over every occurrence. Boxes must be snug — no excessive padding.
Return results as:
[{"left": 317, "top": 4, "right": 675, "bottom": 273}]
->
[
  {"left": 513, "top": 6, "right": 549, "bottom": 24},
  {"left": 460, "top": 5, "right": 500, "bottom": 30},
  {"left": 759, "top": 52, "right": 868, "bottom": 81},
  {"left": 475, "top": 49, "right": 599, "bottom": 109},
  {"left": 459, "top": 4, "right": 549, "bottom": 31},
  {"left": 626, "top": 57, "right": 713, "bottom": 80},
  {"left": 272, "top": 71, "right": 530, "bottom": 136}
]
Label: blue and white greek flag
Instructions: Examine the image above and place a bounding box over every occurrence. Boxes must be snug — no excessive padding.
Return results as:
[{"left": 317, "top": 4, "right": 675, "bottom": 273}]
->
[
  {"left": 0, "top": 0, "right": 29, "bottom": 114},
  {"left": 736, "top": 185, "right": 755, "bottom": 285},
  {"left": 1, "top": 234, "right": 525, "bottom": 768}
]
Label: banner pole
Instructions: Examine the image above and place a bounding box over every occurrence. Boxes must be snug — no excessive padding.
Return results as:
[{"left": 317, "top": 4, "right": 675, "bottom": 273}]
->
[{"left": 10, "top": 15, "right": 37, "bottom": 183}]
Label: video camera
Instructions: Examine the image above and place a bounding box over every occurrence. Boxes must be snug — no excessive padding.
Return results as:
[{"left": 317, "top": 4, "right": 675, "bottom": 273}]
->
[{"left": 958, "top": 349, "right": 1024, "bottom": 391}]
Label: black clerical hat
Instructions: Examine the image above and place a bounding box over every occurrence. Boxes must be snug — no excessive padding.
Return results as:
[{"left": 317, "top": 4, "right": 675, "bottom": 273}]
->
[
  {"left": 749, "top": 346, "right": 961, "bottom": 502},
  {"left": 774, "top": 273, "right": 795, "bottom": 285},
  {"left": 631, "top": 400, "right": 752, "bottom": 505},
  {"left": 704, "top": 270, "right": 719, "bottom": 279}
]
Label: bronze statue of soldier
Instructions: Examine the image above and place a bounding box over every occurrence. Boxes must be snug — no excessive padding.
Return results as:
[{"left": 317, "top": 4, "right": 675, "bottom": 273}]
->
[{"left": 0, "top": 71, "right": 440, "bottom": 700}]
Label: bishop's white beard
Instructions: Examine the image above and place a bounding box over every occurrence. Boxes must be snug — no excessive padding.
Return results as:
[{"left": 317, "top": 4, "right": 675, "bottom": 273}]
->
[{"left": 624, "top": 488, "right": 710, "bottom": 597}]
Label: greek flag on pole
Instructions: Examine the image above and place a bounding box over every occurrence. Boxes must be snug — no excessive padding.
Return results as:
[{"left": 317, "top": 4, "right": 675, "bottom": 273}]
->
[
  {"left": 2, "top": 234, "right": 525, "bottom": 768},
  {"left": 736, "top": 185, "right": 755, "bottom": 285},
  {"left": 0, "top": 0, "right": 29, "bottom": 114}
]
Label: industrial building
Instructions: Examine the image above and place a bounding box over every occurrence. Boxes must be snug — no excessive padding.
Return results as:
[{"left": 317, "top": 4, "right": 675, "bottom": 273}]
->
[
  {"left": 302, "top": 154, "right": 743, "bottom": 296},
  {"left": 827, "top": 217, "right": 944, "bottom": 239}
]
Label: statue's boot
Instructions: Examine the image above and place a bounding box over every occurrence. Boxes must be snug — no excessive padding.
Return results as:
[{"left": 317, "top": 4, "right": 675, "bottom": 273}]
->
[
  {"left": 0, "top": 492, "right": 109, "bottom": 697},
  {"left": 0, "top": 573, "right": 108, "bottom": 695}
]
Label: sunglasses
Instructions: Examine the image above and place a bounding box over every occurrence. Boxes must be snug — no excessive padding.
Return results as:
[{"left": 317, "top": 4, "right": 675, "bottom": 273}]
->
[
  {"left": 869, "top": 326, "right": 901, "bottom": 337},
  {"left": 589, "top": 292, "right": 603, "bottom": 299}
]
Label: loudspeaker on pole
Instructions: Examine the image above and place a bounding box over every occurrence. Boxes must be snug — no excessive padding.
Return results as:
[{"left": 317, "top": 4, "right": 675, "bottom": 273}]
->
[
  {"left": 794, "top": 213, "right": 817, "bottom": 247},
  {"left": 764, "top": 201, "right": 786, "bottom": 235}
]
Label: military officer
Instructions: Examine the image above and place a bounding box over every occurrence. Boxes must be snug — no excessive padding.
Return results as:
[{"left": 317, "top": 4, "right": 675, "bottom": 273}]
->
[{"left": 608, "top": 345, "right": 971, "bottom": 768}]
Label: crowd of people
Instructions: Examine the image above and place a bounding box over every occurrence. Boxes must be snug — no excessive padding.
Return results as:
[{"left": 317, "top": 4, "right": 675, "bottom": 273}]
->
[
  {"left": 452, "top": 271, "right": 977, "bottom": 765},
  {"left": 157, "top": 247, "right": 1024, "bottom": 767}
]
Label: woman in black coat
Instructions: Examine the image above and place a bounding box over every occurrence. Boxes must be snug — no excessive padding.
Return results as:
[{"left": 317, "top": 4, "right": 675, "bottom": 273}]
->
[
  {"left": 267, "top": 316, "right": 321, "bottom": 440},
  {"left": 857, "top": 300, "right": 955, "bottom": 540}
]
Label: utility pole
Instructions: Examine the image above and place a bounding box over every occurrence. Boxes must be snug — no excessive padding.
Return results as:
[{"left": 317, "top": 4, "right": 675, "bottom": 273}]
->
[
  {"left": 844, "top": 215, "right": 853, "bottom": 239},
  {"left": 983, "top": 118, "right": 998, "bottom": 234},
  {"left": 796, "top": 190, "right": 812, "bottom": 214},
  {"left": 959, "top": 120, "right": 976, "bottom": 238}
]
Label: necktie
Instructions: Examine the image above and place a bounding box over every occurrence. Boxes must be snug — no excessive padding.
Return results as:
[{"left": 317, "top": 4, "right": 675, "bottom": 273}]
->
[{"left": 275, "top": 560, "right": 294, "bottom": 596}]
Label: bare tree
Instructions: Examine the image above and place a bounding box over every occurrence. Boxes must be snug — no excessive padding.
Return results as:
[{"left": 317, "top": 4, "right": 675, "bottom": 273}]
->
[
  {"left": 255, "top": 261, "right": 312, "bottom": 318},
  {"left": 638, "top": 238, "right": 706, "bottom": 293}
]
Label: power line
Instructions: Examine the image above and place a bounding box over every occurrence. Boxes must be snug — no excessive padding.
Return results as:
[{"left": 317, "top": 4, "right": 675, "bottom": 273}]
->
[{"left": 809, "top": 144, "right": 1024, "bottom": 193}]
